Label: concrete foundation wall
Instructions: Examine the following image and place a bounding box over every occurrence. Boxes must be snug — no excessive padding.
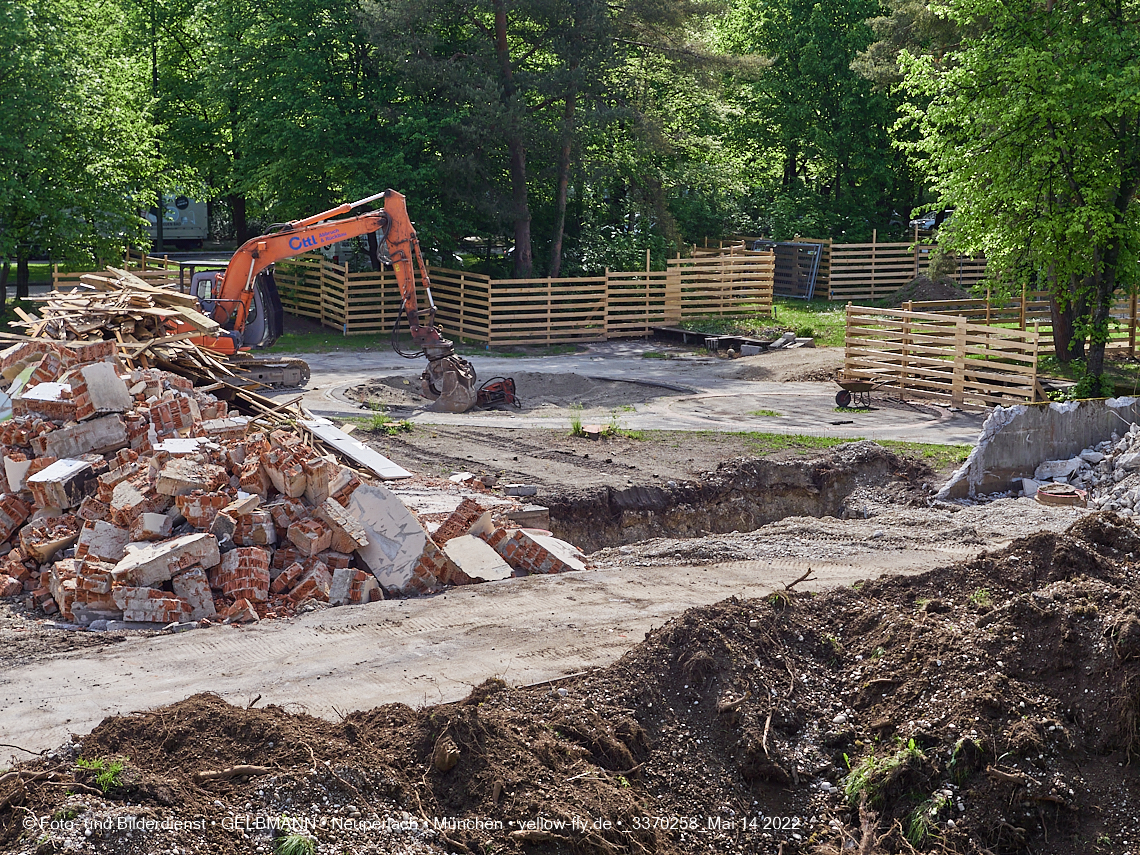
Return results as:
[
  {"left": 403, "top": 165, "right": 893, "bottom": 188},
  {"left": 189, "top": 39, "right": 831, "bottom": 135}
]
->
[{"left": 939, "top": 398, "right": 1140, "bottom": 499}]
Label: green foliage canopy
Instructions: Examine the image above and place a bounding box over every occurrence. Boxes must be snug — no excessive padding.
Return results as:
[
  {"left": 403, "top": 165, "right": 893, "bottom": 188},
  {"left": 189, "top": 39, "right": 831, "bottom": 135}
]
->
[{"left": 899, "top": 0, "right": 1140, "bottom": 375}]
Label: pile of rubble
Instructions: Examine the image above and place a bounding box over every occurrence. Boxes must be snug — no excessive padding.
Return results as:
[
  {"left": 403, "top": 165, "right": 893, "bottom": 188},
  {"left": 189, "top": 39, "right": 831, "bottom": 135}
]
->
[
  {"left": 1027, "top": 422, "right": 1140, "bottom": 513},
  {"left": 0, "top": 278, "right": 587, "bottom": 631}
]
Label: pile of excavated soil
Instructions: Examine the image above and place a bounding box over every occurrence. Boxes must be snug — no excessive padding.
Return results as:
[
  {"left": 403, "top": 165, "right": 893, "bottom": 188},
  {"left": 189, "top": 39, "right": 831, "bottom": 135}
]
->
[
  {"left": 348, "top": 371, "right": 686, "bottom": 412},
  {"left": 885, "top": 275, "right": 971, "bottom": 306},
  {"left": 5, "top": 512, "right": 1138, "bottom": 855},
  {"left": 730, "top": 347, "right": 844, "bottom": 383}
]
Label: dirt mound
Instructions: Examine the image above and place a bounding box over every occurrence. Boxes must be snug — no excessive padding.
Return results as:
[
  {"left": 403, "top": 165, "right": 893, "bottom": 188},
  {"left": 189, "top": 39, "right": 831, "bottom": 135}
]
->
[
  {"left": 5, "top": 512, "right": 1139, "bottom": 855},
  {"left": 885, "top": 275, "right": 971, "bottom": 306},
  {"left": 730, "top": 347, "right": 844, "bottom": 383},
  {"left": 348, "top": 371, "right": 685, "bottom": 412}
]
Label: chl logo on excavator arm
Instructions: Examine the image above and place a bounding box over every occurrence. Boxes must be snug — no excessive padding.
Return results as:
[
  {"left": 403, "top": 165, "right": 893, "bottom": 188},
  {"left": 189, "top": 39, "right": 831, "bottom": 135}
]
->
[{"left": 287, "top": 227, "right": 347, "bottom": 251}]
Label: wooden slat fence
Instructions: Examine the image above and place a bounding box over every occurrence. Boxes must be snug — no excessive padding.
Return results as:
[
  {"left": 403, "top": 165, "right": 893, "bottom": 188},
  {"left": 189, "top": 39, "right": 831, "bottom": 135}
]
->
[
  {"left": 845, "top": 304, "right": 1039, "bottom": 406},
  {"left": 907, "top": 291, "right": 1140, "bottom": 358},
  {"left": 667, "top": 252, "right": 774, "bottom": 320},
  {"left": 274, "top": 253, "right": 773, "bottom": 345}
]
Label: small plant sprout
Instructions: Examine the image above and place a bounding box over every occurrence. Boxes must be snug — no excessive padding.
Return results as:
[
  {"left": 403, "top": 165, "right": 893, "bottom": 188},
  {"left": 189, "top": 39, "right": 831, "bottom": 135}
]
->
[{"left": 569, "top": 403, "right": 585, "bottom": 437}]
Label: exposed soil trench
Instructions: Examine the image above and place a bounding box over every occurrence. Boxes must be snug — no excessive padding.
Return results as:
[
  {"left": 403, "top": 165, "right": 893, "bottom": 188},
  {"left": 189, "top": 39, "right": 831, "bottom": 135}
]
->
[{"left": 536, "top": 442, "right": 932, "bottom": 553}]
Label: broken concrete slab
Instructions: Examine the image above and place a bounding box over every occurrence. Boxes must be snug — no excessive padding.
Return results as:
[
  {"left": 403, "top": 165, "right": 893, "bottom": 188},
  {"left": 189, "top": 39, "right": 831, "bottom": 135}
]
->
[
  {"left": 26, "top": 458, "right": 95, "bottom": 510},
  {"left": 73, "top": 361, "right": 132, "bottom": 418},
  {"left": 346, "top": 484, "right": 434, "bottom": 593},
  {"left": 484, "top": 528, "right": 587, "bottom": 575},
  {"left": 18, "top": 516, "right": 79, "bottom": 563},
  {"left": 156, "top": 458, "right": 228, "bottom": 497},
  {"left": 13, "top": 381, "right": 76, "bottom": 421},
  {"left": 171, "top": 566, "right": 217, "bottom": 620},
  {"left": 75, "top": 520, "right": 130, "bottom": 563},
  {"left": 35, "top": 414, "right": 128, "bottom": 459},
  {"left": 939, "top": 398, "right": 1140, "bottom": 499},
  {"left": 112, "top": 532, "right": 221, "bottom": 587},
  {"left": 442, "top": 534, "right": 514, "bottom": 582}
]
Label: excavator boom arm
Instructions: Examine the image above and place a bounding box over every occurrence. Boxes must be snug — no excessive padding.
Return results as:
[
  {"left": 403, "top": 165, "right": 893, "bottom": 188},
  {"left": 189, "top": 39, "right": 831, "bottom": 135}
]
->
[{"left": 215, "top": 189, "right": 434, "bottom": 339}]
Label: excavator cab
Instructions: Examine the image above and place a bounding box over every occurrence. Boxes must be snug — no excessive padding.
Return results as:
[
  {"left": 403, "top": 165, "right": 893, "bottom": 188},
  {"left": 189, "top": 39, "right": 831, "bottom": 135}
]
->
[{"left": 189, "top": 270, "right": 282, "bottom": 349}]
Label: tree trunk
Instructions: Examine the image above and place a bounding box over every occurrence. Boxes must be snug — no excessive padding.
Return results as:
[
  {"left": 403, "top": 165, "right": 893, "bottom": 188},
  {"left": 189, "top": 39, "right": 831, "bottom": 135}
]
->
[
  {"left": 16, "top": 252, "right": 29, "bottom": 300},
  {"left": 229, "top": 195, "right": 249, "bottom": 244},
  {"left": 493, "top": 0, "right": 533, "bottom": 278},
  {"left": 1049, "top": 275, "right": 1088, "bottom": 363},
  {"left": 548, "top": 80, "right": 578, "bottom": 279},
  {"left": 0, "top": 261, "right": 8, "bottom": 309},
  {"left": 782, "top": 142, "right": 798, "bottom": 186}
]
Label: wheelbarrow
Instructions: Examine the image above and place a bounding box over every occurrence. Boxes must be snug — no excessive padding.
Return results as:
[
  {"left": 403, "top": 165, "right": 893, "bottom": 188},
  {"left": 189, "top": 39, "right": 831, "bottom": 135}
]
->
[{"left": 834, "top": 373, "right": 890, "bottom": 408}]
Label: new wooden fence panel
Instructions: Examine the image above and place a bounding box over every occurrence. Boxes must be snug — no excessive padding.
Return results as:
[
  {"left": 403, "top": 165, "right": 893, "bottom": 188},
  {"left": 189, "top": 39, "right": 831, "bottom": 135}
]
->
[
  {"left": 667, "top": 253, "right": 774, "bottom": 319},
  {"left": 273, "top": 257, "right": 324, "bottom": 321},
  {"left": 486, "top": 277, "right": 608, "bottom": 346},
  {"left": 829, "top": 242, "right": 925, "bottom": 302},
  {"left": 427, "top": 268, "right": 492, "bottom": 343},
  {"left": 845, "top": 305, "right": 1038, "bottom": 406},
  {"left": 605, "top": 271, "right": 669, "bottom": 337},
  {"left": 908, "top": 291, "right": 1140, "bottom": 358}
]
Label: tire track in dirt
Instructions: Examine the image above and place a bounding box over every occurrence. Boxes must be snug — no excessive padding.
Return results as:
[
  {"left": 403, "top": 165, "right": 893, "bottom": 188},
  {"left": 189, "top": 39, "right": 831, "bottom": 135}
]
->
[{"left": 2, "top": 546, "right": 980, "bottom": 755}]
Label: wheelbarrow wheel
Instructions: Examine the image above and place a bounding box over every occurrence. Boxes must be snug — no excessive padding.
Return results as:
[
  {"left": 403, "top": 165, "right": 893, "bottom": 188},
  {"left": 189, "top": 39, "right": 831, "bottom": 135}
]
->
[{"left": 835, "top": 389, "right": 852, "bottom": 408}]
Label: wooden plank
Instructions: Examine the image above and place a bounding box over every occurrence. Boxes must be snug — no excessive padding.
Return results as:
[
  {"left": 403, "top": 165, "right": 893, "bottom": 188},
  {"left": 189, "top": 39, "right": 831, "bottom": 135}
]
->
[{"left": 301, "top": 418, "right": 412, "bottom": 480}]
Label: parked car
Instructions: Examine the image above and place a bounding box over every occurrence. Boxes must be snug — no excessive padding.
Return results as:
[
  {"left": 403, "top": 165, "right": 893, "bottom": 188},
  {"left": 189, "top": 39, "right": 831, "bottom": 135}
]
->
[{"left": 909, "top": 209, "right": 953, "bottom": 234}]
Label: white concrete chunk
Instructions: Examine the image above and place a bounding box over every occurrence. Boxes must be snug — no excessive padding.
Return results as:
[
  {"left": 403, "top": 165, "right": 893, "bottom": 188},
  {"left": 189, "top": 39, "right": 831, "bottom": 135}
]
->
[
  {"left": 443, "top": 534, "right": 514, "bottom": 581},
  {"left": 111, "top": 532, "right": 221, "bottom": 587},
  {"left": 79, "top": 362, "right": 132, "bottom": 413},
  {"left": 345, "top": 484, "right": 427, "bottom": 590}
]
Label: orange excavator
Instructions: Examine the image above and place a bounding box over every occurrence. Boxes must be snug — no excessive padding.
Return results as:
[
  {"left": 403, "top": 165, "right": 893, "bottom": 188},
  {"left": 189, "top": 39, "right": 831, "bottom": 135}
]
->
[{"left": 183, "top": 190, "right": 499, "bottom": 413}]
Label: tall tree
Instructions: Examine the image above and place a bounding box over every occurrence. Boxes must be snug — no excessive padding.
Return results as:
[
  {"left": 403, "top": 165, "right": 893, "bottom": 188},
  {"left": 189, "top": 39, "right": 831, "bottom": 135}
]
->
[
  {"left": 719, "top": 0, "right": 907, "bottom": 240},
  {"left": 362, "top": 0, "right": 617, "bottom": 277},
  {"left": 0, "top": 0, "right": 155, "bottom": 291},
  {"left": 899, "top": 0, "right": 1140, "bottom": 377}
]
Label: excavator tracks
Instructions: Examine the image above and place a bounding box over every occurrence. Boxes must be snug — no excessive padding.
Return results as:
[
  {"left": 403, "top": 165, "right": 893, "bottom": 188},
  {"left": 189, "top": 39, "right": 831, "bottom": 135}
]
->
[{"left": 228, "top": 355, "right": 311, "bottom": 388}]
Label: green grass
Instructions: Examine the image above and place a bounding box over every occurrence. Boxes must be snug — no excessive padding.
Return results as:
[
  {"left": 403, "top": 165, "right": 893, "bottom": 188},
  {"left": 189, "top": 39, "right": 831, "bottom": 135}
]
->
[
  {"left": 748, "top": 409, "right": 784, "bottom": 417},
  {"left": 266, "top": 332, "right": 384, "bottom": 353},
  {"left": 968, "top": 588, "right": 993, "bottom": 608},
  {"left": 353, "top": 403, "right": 413, "bottom": 435},
  {"left": 876, "top": 439, "right": 972, "bottom": 471},
  {"left": 639, "top": 430, "right": 969, "bottom": 469},
  {"left": 843, "top": 738, "right": 925, "bottom": 808},
  {"left": 678, "top": 298, "right": 846, "bottom": 347},
  {"left": 267, "top": 332, "right": 579, "bottom": 358},
  {"left": 569, "top": 403, "right": 585, "bottom": 437},
  {"left": 275, "top": 833, "right": 316, "bottom": 855},
  {"left": 76, "top": 757, "right": 124, "bottom": 794}
]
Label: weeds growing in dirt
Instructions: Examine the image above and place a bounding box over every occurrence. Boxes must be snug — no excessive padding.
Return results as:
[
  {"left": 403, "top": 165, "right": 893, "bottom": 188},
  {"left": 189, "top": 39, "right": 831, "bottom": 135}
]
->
[
  {"left": 274, "top": 833, "right": 316, "bottom": 855},
  {"left": 357, "top": 403, "right": 412, "bottom": 435},
  {"left": 843, "top": 738, "right": 925, "bottom": 807},
  {"left": 906, "top": 793, "right": 950, "bottom": 846},
  {"left": 569, "top": 404, "right": 585, "bottom": 437},
  {"left": 968, "top": 588, "right": 993, "bottom": 608},
  {"left": 748, "top": 409, "right": 783, "bottom": 417},
  {"left": 75, "top": 757, "right": 124, "bottom": 794}
]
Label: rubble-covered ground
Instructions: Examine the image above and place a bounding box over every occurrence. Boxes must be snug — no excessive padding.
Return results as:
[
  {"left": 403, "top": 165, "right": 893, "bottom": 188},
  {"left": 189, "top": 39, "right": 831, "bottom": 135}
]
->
[{"left": 3, "top": 510, "right": 1139, "bottom": 855}]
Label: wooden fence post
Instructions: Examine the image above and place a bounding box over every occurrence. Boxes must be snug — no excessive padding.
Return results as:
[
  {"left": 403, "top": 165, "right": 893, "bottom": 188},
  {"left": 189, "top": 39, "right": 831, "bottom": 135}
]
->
[
  {"left": 1131, "top": 293, "right": 1138, "bottom": 359},
  {"left": 871, "top": 229, "right": 877, "bottom": 301},
  {"left": 901, "top": 301, "right": 912, "bottom": 399},
  {"left": 952, "top": 315, "right": 967, "bottom": 406},
  {"left": 1020, "top": 281, "right": 1027, "bottom": 330},
  {"left": 844, "top": 302, "right": 854, "bottom": 377},
  {"left": 665, "top": 261, "right": 681, "bottom": 323},
  {"left": 341, "top": 261, "right": 350, "bottom": 334},
  {"left": 985, "top": 285, "right": 991, "bottom": 326}
]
